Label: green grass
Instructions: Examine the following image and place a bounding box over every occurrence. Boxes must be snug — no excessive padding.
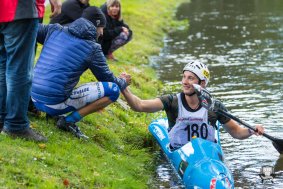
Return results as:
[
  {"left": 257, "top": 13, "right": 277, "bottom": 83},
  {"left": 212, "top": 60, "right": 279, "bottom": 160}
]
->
[{"left": 0, "top": 0, "right": 187, "bottom": 188}]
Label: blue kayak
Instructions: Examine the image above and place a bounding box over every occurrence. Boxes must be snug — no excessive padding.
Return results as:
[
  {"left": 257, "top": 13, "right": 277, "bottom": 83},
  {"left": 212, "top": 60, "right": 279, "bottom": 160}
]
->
[{"left": 148, "top": 118, "right": 234, "bottom": 189}]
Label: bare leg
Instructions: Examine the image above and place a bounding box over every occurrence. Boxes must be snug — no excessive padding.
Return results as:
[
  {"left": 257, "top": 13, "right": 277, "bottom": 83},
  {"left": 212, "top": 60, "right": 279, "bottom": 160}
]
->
[{"left": 78, "top": 96, "right": 113, "bottom": 117}]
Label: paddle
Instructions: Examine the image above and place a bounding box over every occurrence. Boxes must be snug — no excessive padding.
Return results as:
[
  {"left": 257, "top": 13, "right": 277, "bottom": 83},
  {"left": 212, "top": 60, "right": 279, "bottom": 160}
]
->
[{"left": 193, "top": 84, "right": 283, "bottom": 154}]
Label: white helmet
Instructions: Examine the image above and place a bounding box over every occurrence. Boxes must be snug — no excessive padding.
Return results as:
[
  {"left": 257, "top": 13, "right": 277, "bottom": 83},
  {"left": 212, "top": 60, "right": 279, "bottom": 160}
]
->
[{"left": 183, "top": 60, "right": 210, "bottom": 86}]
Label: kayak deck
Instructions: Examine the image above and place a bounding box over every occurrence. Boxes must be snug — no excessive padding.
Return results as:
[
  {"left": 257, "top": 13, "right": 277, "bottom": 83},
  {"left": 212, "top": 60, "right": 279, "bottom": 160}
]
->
[{"left": 149, "top": 118, "right": 234, "bottom": 189}]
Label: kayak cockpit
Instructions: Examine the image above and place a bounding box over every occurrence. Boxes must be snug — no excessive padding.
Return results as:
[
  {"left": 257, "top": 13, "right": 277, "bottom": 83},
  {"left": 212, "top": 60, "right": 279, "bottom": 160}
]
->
[{"left": 149, "top": 118, "right": 234, "bottom": 189}]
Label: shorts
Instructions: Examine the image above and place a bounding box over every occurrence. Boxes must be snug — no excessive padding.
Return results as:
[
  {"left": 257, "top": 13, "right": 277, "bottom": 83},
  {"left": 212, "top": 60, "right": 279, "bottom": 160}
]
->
[{"left": 32, "top": 82, "right": 120, "bottom": 116}]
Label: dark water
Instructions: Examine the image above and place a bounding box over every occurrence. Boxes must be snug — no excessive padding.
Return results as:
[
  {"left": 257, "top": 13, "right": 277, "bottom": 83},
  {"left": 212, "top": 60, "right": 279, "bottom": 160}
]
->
[{"left": 150, "top": 0, "right": 283, "bottom": 188}]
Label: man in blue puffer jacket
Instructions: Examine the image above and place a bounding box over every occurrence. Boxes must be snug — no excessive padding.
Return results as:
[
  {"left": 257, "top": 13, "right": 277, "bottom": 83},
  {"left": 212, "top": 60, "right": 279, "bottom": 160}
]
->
[{"left": 31, "top": 6, "right": 131, "bottom": 139}]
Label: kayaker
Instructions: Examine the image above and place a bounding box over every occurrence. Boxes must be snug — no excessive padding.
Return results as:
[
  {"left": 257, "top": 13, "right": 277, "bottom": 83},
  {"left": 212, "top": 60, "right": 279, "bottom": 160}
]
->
[
  {"left": 31, "top": 7, "right": 131, "bottom": 139},
  {"left": 121, "top": 60, "right": 264, "bottom": 149}
]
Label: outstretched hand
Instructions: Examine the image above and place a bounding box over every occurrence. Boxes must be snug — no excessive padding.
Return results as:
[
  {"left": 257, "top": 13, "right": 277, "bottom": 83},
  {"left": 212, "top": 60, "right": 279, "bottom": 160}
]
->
[
  {"left": 119, "top": 72, "right": 131, "bottom": 86},
  {"left": 49, "top": 0, "right": 62, "bottom": 18}
]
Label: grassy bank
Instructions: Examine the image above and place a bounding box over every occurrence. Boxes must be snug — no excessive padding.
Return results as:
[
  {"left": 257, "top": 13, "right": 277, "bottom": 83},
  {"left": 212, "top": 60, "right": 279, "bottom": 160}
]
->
[{"left": 0, "top": 0, "right": 186, "bottom": 188}]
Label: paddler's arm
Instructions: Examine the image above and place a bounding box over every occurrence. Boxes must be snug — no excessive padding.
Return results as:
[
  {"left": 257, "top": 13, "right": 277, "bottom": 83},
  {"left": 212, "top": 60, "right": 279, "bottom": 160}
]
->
[
  {"left": 223, "top": 120, "right": 264, "bottom": 139},
  {"left": 121, "top": 87, "right": 164, "bottom": 113}
]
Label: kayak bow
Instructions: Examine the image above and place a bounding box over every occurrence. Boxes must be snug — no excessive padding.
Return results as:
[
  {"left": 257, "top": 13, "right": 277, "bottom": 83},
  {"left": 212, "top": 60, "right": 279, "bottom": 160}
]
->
[{"left": 149, "top": 118, "right": 234, "bottom": 189}]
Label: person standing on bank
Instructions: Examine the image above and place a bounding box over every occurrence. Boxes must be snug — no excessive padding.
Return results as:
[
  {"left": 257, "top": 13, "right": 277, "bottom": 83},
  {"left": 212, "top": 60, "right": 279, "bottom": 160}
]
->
[
  {"left": 121, "top": 61, "right": 265, "bottom": 149},
  {"left": 100, "top": 0, "right": 132, "bottom": 61},
  {"left": 0, "top": 0, "right": 61, "bottom": 142},
  {"left": 31, "top": 7, "right": 130, "bottom": 139},
  {"left": 50, "top": 0, "right": 90, "bottom": 25}
]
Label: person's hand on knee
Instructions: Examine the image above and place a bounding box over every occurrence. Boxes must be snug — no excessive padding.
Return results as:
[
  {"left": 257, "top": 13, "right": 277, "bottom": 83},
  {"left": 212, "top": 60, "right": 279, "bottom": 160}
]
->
[{"left": 122, "top": 27, "right": 129, "bottom": 35}]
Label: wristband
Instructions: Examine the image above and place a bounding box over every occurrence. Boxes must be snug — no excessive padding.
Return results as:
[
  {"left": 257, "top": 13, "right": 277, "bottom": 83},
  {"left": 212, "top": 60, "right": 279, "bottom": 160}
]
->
[{"left": 248, "top": 129, "right": 255, "bottom": 136}]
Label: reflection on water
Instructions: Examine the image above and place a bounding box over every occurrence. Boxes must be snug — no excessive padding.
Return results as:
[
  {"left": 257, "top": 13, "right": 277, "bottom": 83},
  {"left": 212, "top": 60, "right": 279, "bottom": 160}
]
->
[
  {"left": 150, "top": 152, "right": 185, "bottom": 189},
  {"left": 151, "top": 0, "right": 283, "bottom": 188}
]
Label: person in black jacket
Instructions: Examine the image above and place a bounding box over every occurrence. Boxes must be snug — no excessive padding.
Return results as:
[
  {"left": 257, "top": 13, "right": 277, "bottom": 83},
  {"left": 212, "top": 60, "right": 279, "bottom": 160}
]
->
[
  {"left": 50, "top": 0, "right": 89, "bottom": 25},
  {"left": 100, "top": 0, "right": 132, "bottom": 61}
]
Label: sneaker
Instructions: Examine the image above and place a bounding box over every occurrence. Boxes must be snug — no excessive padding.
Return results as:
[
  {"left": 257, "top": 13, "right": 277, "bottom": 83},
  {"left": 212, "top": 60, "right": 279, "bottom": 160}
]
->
[
  {"left": 46, "top": 114, "right": 60, "bottom": 122},
  {"left": 1, "top": 127, "right": 47, "bottom": 142},
  {"left": 106, "top": 53, "right": 118, "bottom": 62},
  {"left": 56, "top": 116, "right": 89, "bottom": 140}
]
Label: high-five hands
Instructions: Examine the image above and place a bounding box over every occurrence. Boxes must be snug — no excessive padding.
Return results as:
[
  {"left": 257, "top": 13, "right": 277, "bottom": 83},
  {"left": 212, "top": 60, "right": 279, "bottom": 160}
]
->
[{"left": 119, "top": 72, "right": 131, "bottom": 86}]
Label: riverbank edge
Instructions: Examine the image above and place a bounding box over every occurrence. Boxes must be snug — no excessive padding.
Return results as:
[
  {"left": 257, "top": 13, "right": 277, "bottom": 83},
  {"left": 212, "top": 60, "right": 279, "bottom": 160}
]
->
[{"left": 0, "top": 0, "right": 187, "bottom": 188}]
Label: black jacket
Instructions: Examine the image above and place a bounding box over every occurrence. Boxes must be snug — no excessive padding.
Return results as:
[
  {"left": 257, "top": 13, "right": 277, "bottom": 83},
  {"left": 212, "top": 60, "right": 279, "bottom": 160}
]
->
[{"left": 50, "top": 0, "right": 89, "bottom": 25}]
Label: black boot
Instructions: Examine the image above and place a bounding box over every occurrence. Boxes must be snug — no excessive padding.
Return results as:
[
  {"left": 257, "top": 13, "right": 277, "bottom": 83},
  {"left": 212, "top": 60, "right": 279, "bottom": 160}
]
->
[
  {"left": 56, "top": 116, "right": 89, "bottom": 140},
  {"left": 1, "top": 127, "right": 47, "bottom": 142},
  {"left": 28, "top": 99, "right": 41, "bottom": 117}
]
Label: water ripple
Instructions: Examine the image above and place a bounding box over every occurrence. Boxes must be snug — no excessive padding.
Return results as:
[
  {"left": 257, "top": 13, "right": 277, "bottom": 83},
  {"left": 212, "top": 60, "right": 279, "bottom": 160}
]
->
[{"left": 152, "top": 0, "right": 283, "bottom": 188}]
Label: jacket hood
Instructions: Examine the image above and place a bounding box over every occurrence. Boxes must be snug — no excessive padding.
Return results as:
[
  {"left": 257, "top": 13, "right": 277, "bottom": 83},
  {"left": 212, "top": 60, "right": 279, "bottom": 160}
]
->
[{"left": 68, "top": 18, "right": 97, "bottom": 40}]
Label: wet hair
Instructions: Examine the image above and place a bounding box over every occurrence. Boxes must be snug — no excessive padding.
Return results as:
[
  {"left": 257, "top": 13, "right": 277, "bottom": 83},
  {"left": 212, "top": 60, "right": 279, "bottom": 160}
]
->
[{"left": 106, "top": 0, "right": 122, "bottom": 21}]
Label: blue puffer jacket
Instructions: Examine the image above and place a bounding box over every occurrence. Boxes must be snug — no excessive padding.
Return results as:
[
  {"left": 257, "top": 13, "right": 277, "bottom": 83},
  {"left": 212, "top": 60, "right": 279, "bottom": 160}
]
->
[{"left": 32, "top": 18, "right": 127, "bottom": 105}]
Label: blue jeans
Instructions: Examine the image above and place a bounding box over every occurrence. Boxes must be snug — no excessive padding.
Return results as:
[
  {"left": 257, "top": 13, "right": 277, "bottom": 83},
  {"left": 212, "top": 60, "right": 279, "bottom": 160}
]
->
[{"left": 0, "top": 19, "right": 39, "bottom": 131}]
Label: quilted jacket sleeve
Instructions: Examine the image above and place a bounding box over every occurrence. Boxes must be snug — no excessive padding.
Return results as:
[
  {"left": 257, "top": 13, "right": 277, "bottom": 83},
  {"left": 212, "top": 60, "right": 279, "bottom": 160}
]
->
[
  {"left": 37, "top": 23, "right": 63, "bottom": 45},
  {"left": 87, "top": 45, "right": 127, "bottom": 90}
]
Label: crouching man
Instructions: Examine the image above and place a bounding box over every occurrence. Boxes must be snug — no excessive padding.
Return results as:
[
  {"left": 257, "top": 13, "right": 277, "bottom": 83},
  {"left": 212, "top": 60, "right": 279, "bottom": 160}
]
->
[{"left": 31, "top": 6, "right": 130, "bottom": 139}]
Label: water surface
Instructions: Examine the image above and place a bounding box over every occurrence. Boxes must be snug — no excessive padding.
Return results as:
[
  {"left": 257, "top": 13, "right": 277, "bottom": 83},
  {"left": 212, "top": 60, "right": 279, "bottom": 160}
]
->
[{"left": 150, "top": 0, "right": 283, "bottom": 188}]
